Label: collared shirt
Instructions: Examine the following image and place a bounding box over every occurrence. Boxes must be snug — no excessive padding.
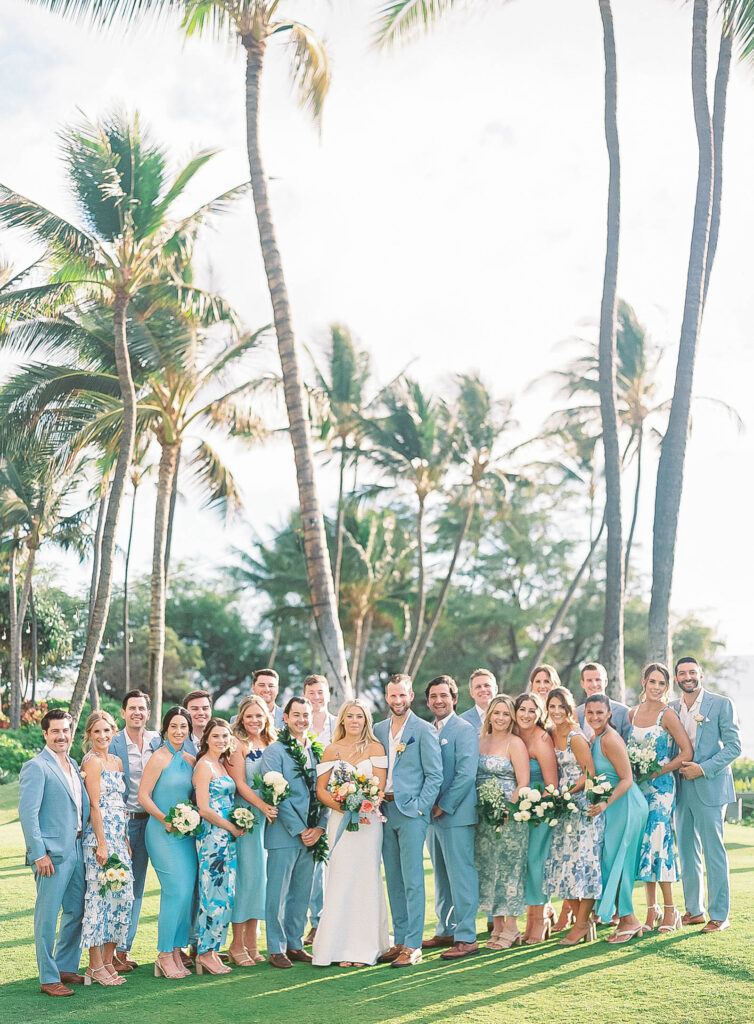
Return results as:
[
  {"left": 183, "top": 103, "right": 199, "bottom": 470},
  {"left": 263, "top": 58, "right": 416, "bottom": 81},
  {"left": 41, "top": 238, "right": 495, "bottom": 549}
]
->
[
  {"left": 311, "top": 714, "right": 333, "bottom": 746},
  {"left": 435, "top": 711, "right": 455, "bottom": 734},
  {"left": 62, "top": 757, "right": 83, "bottom": 831},
  {"left": 474, "top": 705, "right": 487, "bottom": 728},
  {"left": 190, "top": 732, "right": 202, "bottom": 751},
  {"left": 124, "top": 729, "right": 159, "bottom": 812},
  {"left": 385, "top": 718, "right": 408, "bottom": 795},
  {"left": 679, "top": 687, "right": 706, "bottom": 748}
]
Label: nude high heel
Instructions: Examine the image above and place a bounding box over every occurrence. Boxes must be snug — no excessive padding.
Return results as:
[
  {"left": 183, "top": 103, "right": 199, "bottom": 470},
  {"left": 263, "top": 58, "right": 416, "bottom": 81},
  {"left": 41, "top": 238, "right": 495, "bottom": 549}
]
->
[
  {"left": 641, "top": 903, "right": 662, "bottom": 933},
  {"left": 658, "top": 905, "right": 682, "bottom": 934}
]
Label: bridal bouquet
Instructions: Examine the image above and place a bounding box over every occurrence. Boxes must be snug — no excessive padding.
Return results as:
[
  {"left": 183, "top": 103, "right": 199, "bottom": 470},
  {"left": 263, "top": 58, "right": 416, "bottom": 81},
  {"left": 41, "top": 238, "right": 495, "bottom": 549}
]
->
[
  {"left": 328, "top": 763, "right": 385, "bottom": 833},
  {"left": 97, "top": 854, "right": 129, "bottom": 897},
  {"left": 584, "top": 771, "right": 615, "bottom": 805},
  {"left": 477, "top": 777, "right": 509, "bottom": 832},
  {"left": 253, "top": 770, "right": 291, "bottom": 806},
  {"left": 164, "top": 802, "right": 204, "bottom": 838},
  {"left": 626, "top": 735, "right": 662, "bottom": 782},
  {"left": 228, "top": 806, "right": 255, "bottom": 832}
]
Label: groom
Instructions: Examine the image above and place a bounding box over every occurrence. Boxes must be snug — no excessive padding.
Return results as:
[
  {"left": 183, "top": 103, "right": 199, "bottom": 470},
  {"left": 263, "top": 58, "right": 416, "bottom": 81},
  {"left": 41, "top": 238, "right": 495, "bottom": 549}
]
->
[
  {"left": 375, "top": 674, "right": 443, "bottom": 968},
  {"left": 260, "top": 696, "right": 328, "bottom": 968}
]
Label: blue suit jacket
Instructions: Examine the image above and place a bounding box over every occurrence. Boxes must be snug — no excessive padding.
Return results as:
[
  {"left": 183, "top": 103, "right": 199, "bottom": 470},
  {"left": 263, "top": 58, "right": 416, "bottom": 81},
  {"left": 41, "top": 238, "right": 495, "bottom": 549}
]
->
[
  {"left": 576, "top": 699, "right": 631, "bottom": 741},
  {"left": 432, "top": 714, "right": 479, "bottom": 829},
  {"left": 459, "top": 705, "right": 485, "bottom": 734},
  {"left": 374, "top": 711, "right": 443, "bottom": 819},
  {"left": 669, "top": 691, "right": 740, "bottom": 806},
  {"left": 108, "top": 729, "right": 161, "bottom": 800},
  {"left": 259, "top": 739, "right": 328, "bottom": 850},
  {"left": 18, "top": 747, "right": 91, "bottom": 865}
]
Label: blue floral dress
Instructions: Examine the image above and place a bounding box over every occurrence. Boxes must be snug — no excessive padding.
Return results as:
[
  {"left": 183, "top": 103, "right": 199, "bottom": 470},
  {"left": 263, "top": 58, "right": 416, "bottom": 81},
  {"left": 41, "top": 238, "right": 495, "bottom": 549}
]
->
[
  {"left": 80, "top": 764, "right": 133, "bottom": 948},
  {"left": 631, "top": 709, "right": 679, "bottom": 883},
  {"left": 195, "top": 774, "right": 238, "bottom": 954},
  {"left": 231, "top": 747, "right": 267, "bottom": 923},
  {"left": 474, "top": 754, "right": 529, "bottom": 917},
  {"left": 543, "top": 731, "right": 603, "bottom": 899}
]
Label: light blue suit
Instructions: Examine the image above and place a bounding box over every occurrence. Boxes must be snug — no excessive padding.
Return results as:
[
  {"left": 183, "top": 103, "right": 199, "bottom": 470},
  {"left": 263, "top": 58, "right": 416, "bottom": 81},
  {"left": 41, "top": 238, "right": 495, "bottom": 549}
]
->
[
  {"left": 459, "top": 705, "right": 485, "bottom": 734},
  {"left": 18, "top": 746, "right": 91, "bottom": 984},
  {"left": 260, "top": 739, "right": 328, "bottom": 954},
  {"left": 576, "top": 698, "right": 631, "bottom": 741},
  {"left": 374, "top": 711, "right": 443, "bottom": 949},
  {"left": 425, "top": 714, "right": 479, "bottom": 943},
  {"left": 670, "top": 691, "right": 740, "bottom": 922}
]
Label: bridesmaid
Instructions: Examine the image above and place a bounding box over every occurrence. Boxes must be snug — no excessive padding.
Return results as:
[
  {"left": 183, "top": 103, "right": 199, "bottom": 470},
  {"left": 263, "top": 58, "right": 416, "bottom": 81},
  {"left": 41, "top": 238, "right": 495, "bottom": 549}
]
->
[
  {"left": 474, "top": 695, "right": 530, "bottom": 949},
  {"left": 514, "top": 692, "right": 558, "bottom": 944},
  {"left": 629, "top": 663, "right": 691, "bottom": 933},
  {"left": 586, "top": 693, "right": 649, "bottom": 943},
  {"left": 139, "top": 706, "right": 197, "bottom": 979},
  {"left": 528, "top": 664, "right": 562, "bottom": 704},
  {"left": 227, "top": 695, "right": 278, "bottom": 965},
  {"left": 79, "top": 710, "right": 133, "bottom": 986},
  {"left": 542, "top": 688, "right": 603, "bottom": 944},
  {"left": 193, "top": 719, "right": 246, "bottom": 976}
]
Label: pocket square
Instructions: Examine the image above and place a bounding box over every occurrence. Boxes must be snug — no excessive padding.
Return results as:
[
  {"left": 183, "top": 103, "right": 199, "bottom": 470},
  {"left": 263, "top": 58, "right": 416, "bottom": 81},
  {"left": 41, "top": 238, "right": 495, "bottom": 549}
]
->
[{"left": 441, "top": 737, "right": 449, "bottom": 746}]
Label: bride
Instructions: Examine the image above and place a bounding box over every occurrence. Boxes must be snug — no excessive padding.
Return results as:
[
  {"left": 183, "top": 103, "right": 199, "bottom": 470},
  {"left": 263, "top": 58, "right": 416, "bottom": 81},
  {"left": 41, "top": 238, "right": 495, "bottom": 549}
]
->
[{"left": 312, "top": 700, "right": 390, "bottom": 968}]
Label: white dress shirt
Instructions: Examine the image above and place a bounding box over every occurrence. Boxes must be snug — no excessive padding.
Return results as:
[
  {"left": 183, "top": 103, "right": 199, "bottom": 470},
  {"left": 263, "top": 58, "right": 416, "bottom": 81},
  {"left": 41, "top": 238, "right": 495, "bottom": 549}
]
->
[
  {"left": 63, "top": 758, "right": 83, "bottom": 831},
  {"left": 385, "top": 718, "right": 408, "bottom": 795},
  {"left": 311, "top": 713, "right": 334, "bottom": 746},
  {"left": 435, "top": 711, "right": 455, "bottom": 733},
  {"left": 678, "top": 687, "right": 706, "bottom": 748},
  {"left": 125, "top": 729, "right": 159, "bottom": 812}
]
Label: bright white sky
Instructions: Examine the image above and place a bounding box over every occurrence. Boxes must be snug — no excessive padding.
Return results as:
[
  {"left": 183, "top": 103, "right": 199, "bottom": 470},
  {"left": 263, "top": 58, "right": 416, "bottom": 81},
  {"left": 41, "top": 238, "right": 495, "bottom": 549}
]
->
[{"left": 1, "top": 0, "right": 753, "bottom": 685}]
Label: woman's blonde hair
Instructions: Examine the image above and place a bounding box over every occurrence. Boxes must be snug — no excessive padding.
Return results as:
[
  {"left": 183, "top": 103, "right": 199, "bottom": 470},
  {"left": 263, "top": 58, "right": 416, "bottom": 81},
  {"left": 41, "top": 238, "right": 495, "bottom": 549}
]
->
[
  {"left": 528, "top": 663, "right": 562, "bottom": 692},
  {"left": 332, "top": 699, "right": 377, "bottom": 755},
  {"left": 231, "top": 694, "right": 277, "bottom": 747},
  {"left": 640, "top": 662, "right": 672, "bottom": 703},
  {"left": 82, "top": 709, "right": 118, "bottom": 752},
  {"left": 481, "top": 695, "right": 516, "bottom": 736}
]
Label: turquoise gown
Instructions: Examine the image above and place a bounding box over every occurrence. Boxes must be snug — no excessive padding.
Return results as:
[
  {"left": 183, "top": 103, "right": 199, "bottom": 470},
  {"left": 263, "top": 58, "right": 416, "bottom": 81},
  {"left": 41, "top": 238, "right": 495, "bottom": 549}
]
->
[
  {"left": 195, "top": 774, "right": 237, "bottom": 954},
  {"left": 145, "top": 742, "right": 198, "bottom": 953},
  {"left": 231, "top": 748, "right": 267, "bottom": 923},
  {"left": 592, "top": 732, "right": 649, "bottom": 920},
  {"left": 524, "top": 758, "right": 553, "bottom": 905}
]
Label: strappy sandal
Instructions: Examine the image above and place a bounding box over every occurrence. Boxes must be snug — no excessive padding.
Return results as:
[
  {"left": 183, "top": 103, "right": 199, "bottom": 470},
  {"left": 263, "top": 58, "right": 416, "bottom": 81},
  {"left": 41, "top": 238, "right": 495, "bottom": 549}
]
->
[
  {"left": 641, "top": 903, "right": 662, "bottom": 933},
  {"left": 228, "top": 949, "right": 256, "bottom": 966},
  {"left": 84, "top": 966, "right": 124, "bottom": 986},
  {"left": 658, "top": 905, "right": 682, "bottom": 933}
]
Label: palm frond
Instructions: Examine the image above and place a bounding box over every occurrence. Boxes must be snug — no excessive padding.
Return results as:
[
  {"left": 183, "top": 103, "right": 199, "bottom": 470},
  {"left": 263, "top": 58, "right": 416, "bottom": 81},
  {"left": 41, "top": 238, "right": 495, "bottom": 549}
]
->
[
  {"left": 375, "top": 0, "right": 463, "bottom": 48},
  {"left": 182, "top": 0, "right": 238, "bottom": 40},
  {"left": 273, "top": 21, "right": 331, "bottom": 124},
  {"left": 188, "top": 439, "right": 242, "bottom": 518},
  {"left": 0, "top": 185, "right": 99, "bottom": 261},
  {"left": 24, "top": 1, "right": 181, "bottom": 32}
]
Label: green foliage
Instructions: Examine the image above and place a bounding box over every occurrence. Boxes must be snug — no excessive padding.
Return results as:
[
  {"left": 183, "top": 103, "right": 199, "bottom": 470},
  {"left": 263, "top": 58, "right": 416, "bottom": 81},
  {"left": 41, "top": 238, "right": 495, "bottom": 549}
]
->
[
  {"left": 0, "top": 731, "right": 42, "bottom": 776},
  {"left": 99, "top": 623, "right": 203, "bottom": 703}
]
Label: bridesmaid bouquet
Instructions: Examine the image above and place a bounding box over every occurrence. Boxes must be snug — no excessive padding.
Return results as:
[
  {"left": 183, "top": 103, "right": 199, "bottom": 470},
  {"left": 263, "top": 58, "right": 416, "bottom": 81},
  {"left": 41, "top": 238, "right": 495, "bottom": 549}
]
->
[
  {"left": 584, "top": 771, "right": 614, "bottom": 805},
  {"left": 164, "top": 801, "right": 204, "bottom": 837},
  {"left": 509, "top": 785, "right": 558, "bottom": 827},
  {"left": 97, "top": 854, "right": 130, "bottom": 897},
  {"left": 477, "top": 778, "right": 510, "bottom": 832},
  {"left": 626, "top": 736, "right": 662, "bottom": 782},
  {"left": 328, "top": 764, "right": 385, "bottom": 832},
  {"left": 253, "top": 770, "right": 291, "bottom": 806},
  {"left": 228, "top": 806, "right": 255, "bottom": 832}
]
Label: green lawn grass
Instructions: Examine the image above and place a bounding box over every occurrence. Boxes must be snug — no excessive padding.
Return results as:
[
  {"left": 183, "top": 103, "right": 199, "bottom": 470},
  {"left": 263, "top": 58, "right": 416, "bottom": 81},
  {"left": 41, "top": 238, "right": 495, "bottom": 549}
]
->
[{"left": 2, "top": 781, "right": 752, "bottom": 1024}]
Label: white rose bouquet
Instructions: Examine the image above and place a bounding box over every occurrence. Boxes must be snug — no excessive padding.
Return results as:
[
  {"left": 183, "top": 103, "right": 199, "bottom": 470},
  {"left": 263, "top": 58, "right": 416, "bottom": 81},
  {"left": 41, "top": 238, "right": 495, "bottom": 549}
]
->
[
  {"left": 228, "top": 806, "right": 255, "bottom": 832},
  {"left": 584, "top": 771, "right": 615, "bottom": 805},
  {"left": 477, "top": 777, "right": 510, "bottom": 832},
  {"left": 626, "top": 736, "right": 662, "bottom": 782},
  {"left": 509, "top": 784, "right": 559, "bottom": 826},
  {"left": 97, "top": 853, "right": 130, "bottom": 897},
  {"left": 164, "top": 801, "right": 204, "bottom": 838},
  {"left": 254, "top": 770, "right": 291, "bottom": 807}
]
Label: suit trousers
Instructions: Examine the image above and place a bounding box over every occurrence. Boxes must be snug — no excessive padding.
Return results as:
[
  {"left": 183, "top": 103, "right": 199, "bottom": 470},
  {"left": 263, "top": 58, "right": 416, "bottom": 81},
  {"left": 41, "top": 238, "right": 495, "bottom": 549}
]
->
[
  {"left": 119, "top": 816, "right": 148, "bottom": 952},
  {"left": 675, "top": 782, "right": 730, "bottom": 921},
  {"left": 33, "top": 840, "right": 85, "bottom": 984},
  {"left": 426, "top": 824, "right": 478, "bottom": 943},
  {"left": 265, "top": 845, "right": 316, "bottom": 954},
  {"left": 382, "top": 802, "right": 428, "bottom": 949}
]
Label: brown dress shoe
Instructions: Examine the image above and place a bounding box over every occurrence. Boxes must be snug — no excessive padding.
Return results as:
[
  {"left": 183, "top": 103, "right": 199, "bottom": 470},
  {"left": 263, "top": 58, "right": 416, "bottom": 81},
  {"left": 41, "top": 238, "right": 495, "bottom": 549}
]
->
[
  {"left": 422, "top": 935, "right": 454, "bottom": 949},
  {"left": 377, "top": 944, "right": 403, "bottom": 963},
  {"left": 440, "top": 941, "right": 480, "bottom": 960},
  {"left": 286, "top": 948, "right": 313, "bottom": 963},
  {"left": 391, "top": 947, "right": 422, "bottom": 968},
  {"left": 269, "top": 953, "right": 293, "bottom": 969},
  {"left": 681, "top": 912, "right": 705, "bottom": 926},
  {"left": 700, "top": 919, "right": 730, "bottom": 933},
  {"left": 40, "top": 983, "right": 74, "bottom": 997},
  {"left": 58, "top": 972, "right": 85, "bottom": 985},
  {"left": 304, "top": 927, "right": 317, "bottom": 946}
]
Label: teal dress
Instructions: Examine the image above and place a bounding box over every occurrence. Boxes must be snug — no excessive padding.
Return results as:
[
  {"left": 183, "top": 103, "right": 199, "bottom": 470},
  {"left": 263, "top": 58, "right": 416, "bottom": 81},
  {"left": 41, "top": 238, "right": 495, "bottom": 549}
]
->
[
  {"left": 196, "top": 774, "right": 238, "bottom": 954},
  {"left": 145, "top": 742, "right": 198, "bottom": 953},
  {"left": 524, "top": 758, "right": 553, "bottom": 905},
  {"left": 592, "top": 732, "right": 649, "bottom": 920},
  {"left": 231, "top": 748, "right": 267, "bottom": 923}
]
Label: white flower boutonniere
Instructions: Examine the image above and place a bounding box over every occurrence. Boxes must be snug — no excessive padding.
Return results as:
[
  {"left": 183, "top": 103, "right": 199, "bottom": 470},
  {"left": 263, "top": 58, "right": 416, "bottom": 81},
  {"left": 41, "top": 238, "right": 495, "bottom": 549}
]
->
[
  {"left": 694, "top": 714, "right": 708, "bottom": 725},
  {"left": 441, "top": 737, "right": 449, "bottom": 746}
]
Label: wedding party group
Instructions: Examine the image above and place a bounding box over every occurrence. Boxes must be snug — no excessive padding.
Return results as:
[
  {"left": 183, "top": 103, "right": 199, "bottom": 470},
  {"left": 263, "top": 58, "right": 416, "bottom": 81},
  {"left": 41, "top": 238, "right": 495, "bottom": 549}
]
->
[{"left": 17, "top": 656, "right": 741, "bottom": 998}]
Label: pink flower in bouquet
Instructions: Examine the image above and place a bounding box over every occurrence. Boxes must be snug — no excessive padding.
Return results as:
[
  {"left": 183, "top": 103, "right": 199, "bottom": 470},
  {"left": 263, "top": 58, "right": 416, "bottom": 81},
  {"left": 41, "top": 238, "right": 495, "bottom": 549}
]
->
[{"left": 361, "top": 799, "right": 375, "bottom": 814}]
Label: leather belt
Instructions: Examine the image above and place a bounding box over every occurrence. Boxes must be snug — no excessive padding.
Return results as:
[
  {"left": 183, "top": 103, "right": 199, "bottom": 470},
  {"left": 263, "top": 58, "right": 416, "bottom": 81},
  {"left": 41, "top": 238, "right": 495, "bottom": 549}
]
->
[
  {"left": 128, "top": 811, "right": 149, "bottom": 820},
  {"left": 382, "top": 794, "right": 395, "bottom": 802},
  {"left": 76, "top": 830, "right": 83, "bottom": 839}
]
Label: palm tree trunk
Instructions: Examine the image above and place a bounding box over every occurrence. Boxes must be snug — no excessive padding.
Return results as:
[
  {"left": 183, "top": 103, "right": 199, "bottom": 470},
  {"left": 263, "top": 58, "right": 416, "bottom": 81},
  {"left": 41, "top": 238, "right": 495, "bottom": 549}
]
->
[
  {"left": 648, "top": 0, "right": 713, "bottom": 666},
  {"left": 408, "top": 499, "right": 475, "bottom": 677},
  {"left": 401, "top": 494, "right": 426, "bottom": 675},
  {"left": 69, "top": 290, "right": 137, "bottom": 731},
  {"left": 333, "top": 437, "right": 347, "bottom": 607},
  {"left": 624, "top": 425, "right": 643, "bottom": 585},
  {"left": 349, "top": 612, "right": 366, "bottom": 691},
  {"left": 87, "top": 490, "right": 107, "bottom": 710},
  {"left": 11, "top": 545, "right": 38, "bottom": 723},
  {"left": 123, "top": 478, "right": 139, "bottom": 692},
  {"left": 703, "top": 13, "right": 733, "bottom": 306},
  {"left": 244, "top": 39, "right": 351, "bottom": 704},
  {"left": 355, "top": 611, "right": 373, "bottom": 696},
  {"left": 30, "top": 585, "right": 37, "bottom": 704},
  {"left": 268, "top": 623, "right": 281, "bottom": 669},
  {"left": 164, "top": 444, "right": 180, "bottom": 588},
  {"left": 597, "top": 0, "right": 625, "bottom": 701},
  {"left": 8, "top": 537, "right": 20, "bottom": 729},
  {"left": 148, "top": 439, "right": 180, "bottom": 730}
]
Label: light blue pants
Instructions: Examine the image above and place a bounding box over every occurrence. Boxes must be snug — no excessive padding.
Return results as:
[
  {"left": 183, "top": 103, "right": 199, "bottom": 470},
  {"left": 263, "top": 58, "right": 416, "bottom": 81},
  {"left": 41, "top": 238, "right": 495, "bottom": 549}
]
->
[
  {"left": 426, "top": 825, "right": 479, "bottom": 943},
  {"left": 675, "top": 783, "right": 730, "bottom": 921},
  {"left": 33, "top": 841, "right": 85, "bottom": 984},
  {"left": 382, "top": 802, "right": 428, "bottom": 949},
  {"left": 308, "top": 860, "right": 324, "bottom": 929},
  {"left": 265, "top": 845, "right": 315, "bottom": 954},
  {"left": 119, "top": 816, "right": 148, "bottom": 952}
]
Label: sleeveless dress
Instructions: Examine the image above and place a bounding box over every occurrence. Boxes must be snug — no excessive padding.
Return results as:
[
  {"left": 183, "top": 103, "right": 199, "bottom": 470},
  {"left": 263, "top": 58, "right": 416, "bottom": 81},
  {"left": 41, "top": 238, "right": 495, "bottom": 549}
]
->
[
  {"left": 592, "top": 732, "right": 649, "bottom": 920},
  {"left": 630, "top": 708, "right": 679, "bottom": 883},
  {"left": 195, "top": 774, "right": 238, "bottom": 954},
  {"left": 474, "top": 754, "right": 529, "bottom": 917},
  {"left": 231, "top": 747, "right": 267, "bottom": 922},
  {"left": 80, "top": 764, "right": 134, "bottom": 948},
  {"left": 542, "top": 731, "right": 603, "bottom": 899},
  {"left": 145, "top": 742, "right": 198, "bottom": 953},
  {"left": 311, "top": 756, "right": 390, "bottom": 965},
  {"left": 524, "top": 757, "right": 553, "bottom": 905}
]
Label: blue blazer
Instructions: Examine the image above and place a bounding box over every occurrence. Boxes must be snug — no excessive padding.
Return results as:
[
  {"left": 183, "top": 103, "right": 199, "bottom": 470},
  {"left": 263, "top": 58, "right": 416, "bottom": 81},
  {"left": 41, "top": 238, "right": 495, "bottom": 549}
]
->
[
  {"left": 576, "top": 699, "right": 631, "bottom": 741},
  {"left": 374, "top": 710, "right": 443, "bottom": 819},
  {"left": 459, "top": 705, "right": 484, "bottom": 734},
  {"left": 669, "top": 691, "right": 740, "bottom": 806},
  {"left": 432, "top": 714, "right": 479, "bottom": 829},
  {"left": 259, "top": 739, "right": 328, "bottom": 850},
  {"left": 18, "top": 747, "right": 91, "bottom": 865},
  {"left": 108, "top": 729, "right": 161, "bottom": 799}
]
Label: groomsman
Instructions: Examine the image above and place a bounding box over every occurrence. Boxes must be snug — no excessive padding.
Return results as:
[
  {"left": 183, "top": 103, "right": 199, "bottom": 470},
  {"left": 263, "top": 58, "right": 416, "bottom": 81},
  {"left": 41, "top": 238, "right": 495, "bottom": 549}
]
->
[
  {"left": 302, "top": 674, "right": 336, "bottom": 946},
  {"left": 18, "top": 709, "right": 90, "bottom": 996},
  {"left": 459, "top": 668, "right": 498, "bottom": 733},
  {"left": 261, "top": 697, "right": 328, "bottom": 968},
  {"left": 253, "top": 668, "right": 285, "bottom": 729},
  {"left": 671, "top": 656, "right": 741, "bottom": 933},
  {"left": 182, "top": 689, "right": 213, "bottom": 753},
  {"left": 109, "top": 689, "right": 159, "bottom": 969},
  {"left": 375, "top": 674, "right": 443, "bottom": 968},
  {"left": 423, "top": 676, "right": 480, "bottom": 960},
  {"left": 575, "top": 662, "right": 631, "bottom": 740}
]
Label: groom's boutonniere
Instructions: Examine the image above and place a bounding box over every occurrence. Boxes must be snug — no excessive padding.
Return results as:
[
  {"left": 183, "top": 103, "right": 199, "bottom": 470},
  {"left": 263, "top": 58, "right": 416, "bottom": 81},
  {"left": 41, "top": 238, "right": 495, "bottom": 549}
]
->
[
  {"left": 396, "top": 736, "right": 415, "bottom": 757},
  {"left": 694, "top": 714, "right": 708, "bottom": 724}
]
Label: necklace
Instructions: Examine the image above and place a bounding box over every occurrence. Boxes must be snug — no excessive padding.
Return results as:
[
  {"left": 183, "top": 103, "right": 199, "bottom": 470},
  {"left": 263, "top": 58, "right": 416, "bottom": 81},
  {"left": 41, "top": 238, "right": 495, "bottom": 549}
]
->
[{"left": 278, "top": 727, "right": 328, "bottom": 863}]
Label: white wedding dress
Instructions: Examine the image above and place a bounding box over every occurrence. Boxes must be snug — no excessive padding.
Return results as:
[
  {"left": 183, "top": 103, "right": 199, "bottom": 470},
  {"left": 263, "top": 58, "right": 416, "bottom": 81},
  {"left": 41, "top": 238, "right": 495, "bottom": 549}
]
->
[{"left": 312, "top": 756, "right": 391, "bottom": 966}]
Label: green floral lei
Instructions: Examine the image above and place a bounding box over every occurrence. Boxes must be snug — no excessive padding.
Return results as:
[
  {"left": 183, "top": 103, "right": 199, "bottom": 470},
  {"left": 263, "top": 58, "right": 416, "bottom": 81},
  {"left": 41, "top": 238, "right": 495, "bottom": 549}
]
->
[{"left": 277, "top": 727, "right": 329, "bottom": 864}]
